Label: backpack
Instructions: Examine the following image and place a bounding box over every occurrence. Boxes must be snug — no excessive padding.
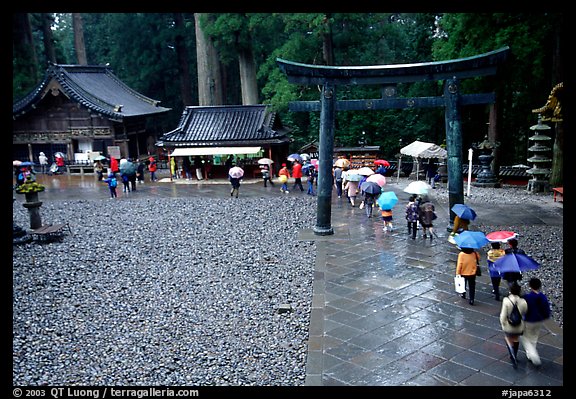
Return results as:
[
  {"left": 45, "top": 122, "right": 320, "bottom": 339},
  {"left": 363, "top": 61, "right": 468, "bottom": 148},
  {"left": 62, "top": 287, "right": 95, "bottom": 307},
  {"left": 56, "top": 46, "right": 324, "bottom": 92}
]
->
[
  {"left": 506, "top": 298, "right": 522, "bottom": 326},
  {"left": 110, "top": 178, "right": 117, "bottom": 188}
]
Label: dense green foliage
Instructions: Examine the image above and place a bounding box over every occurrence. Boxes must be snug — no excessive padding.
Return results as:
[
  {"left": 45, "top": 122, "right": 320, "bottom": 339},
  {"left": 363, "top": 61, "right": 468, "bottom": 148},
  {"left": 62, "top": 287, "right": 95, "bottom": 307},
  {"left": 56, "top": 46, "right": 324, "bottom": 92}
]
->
[{"left": 13, "top": 13, "right": 563, "bottom": 164}]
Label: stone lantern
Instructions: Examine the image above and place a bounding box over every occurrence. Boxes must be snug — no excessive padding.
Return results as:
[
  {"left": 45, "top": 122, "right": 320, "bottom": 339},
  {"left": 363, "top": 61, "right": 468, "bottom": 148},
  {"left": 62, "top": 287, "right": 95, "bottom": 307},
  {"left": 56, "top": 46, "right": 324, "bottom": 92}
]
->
[
  {"left": 472, "top": 135, "right": 500, "bottom": 188},
  {"left": 526, "top": 115, "right": 552, "bottom": 193},
  {"left": 15, "top": 177, "right": 45, "bottom": 229}
]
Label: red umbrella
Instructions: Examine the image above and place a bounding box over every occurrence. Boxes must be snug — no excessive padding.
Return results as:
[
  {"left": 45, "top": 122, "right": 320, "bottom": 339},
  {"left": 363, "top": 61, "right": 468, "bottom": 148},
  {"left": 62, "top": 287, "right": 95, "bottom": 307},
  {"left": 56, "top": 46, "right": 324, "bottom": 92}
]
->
[
  {"left": 374, "top": 159, "right": 390, "bottom": 167},
  {"left": 486, "top": 231, "right": 518, "bottom": 243}
]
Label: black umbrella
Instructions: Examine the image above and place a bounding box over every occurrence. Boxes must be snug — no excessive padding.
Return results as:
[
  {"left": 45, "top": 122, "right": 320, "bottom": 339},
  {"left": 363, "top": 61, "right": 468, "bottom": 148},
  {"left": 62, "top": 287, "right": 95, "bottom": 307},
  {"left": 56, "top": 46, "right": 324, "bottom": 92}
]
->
[{"left": 361, "top": 181, "right": 382, "bottom": 195}]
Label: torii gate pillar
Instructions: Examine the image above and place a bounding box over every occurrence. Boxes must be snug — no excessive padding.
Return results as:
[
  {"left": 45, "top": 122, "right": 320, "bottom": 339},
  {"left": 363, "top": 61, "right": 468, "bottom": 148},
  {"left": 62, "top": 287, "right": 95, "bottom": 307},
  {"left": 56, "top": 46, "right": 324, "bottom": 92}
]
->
[
  {"left": 444, "top": 77, "right": 465, "bottom": 210},
  {"left": 314, "top": 82, "right": 337, "bottom": 235}
]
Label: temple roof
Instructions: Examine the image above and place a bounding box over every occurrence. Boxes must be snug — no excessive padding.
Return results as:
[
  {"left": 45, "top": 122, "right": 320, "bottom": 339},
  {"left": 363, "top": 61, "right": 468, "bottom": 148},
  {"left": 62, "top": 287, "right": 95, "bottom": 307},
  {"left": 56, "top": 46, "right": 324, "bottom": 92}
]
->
[
  {"left": 13, "top": 63, "right": 171, "bottom": 120},
  {"left": 157, "top": 105, "right": 290, "bottom": 148}
]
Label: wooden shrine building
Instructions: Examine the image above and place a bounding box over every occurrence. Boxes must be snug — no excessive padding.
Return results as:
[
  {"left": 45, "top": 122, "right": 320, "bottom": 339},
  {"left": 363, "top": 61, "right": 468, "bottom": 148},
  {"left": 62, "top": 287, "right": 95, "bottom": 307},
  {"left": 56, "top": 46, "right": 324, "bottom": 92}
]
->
[
  {"left": 156, "top": 105, "right": 291, "bottom": 178},
  {"left": 13, "top": 63, "right": 171, "bottom": 166}
]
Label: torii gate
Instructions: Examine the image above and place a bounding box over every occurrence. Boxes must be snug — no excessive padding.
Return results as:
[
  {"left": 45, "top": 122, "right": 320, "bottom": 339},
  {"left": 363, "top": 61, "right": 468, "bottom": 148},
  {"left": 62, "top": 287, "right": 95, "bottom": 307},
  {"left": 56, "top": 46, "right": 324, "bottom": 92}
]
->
[{"left": 277, "top": 47, "right": 510, "bottom": 235}]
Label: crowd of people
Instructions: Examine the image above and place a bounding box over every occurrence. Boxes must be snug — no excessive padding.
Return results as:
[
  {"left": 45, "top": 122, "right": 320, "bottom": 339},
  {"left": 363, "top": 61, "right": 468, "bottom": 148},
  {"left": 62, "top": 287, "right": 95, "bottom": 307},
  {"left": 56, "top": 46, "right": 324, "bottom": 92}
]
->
[{"left": 456, "top": 236, "right": 551, "bottom": 369}]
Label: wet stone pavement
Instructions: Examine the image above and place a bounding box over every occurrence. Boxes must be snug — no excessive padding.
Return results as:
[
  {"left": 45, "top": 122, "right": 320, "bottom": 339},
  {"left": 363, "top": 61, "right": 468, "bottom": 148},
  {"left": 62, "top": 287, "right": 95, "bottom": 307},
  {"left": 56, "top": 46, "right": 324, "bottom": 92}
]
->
[{"left": 14, "top": 171, "right": 563, "bottom": 390}]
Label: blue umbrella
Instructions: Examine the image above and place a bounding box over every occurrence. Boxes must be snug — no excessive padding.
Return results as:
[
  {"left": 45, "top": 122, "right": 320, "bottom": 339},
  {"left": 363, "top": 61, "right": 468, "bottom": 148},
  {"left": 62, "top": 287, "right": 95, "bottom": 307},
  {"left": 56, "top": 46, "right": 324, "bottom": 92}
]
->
[
  {"left": 19, "top": 161, "right": 35, "bottom": 167},
  {"left": 451, "top": 203, "right": 477, "bottom": 220},
  {"left": 453, "top": 230, "right": 489, "bottom": 249},
  {"left": 377, "top": 191, "right": 398, "bottom": 210},
  {"left": 493, "top": 253, "right": 540, "bottom": 273},
  {"left": 345, "top": 173, "right": 362, "bottom": 182}
]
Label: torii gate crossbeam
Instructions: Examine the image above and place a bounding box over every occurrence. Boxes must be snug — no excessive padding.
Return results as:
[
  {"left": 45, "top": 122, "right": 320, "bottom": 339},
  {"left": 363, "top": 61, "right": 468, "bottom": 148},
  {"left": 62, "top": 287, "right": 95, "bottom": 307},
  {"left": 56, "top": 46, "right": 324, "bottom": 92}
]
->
[{"left": 277, "top": 47, "right": 509, "bottom": 235}]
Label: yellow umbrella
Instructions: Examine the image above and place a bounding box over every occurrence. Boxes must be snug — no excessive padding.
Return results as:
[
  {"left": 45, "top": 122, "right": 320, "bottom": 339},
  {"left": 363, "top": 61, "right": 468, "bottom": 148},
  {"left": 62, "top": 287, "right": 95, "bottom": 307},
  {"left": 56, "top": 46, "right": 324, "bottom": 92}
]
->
[{"left": 334, "top": 158, "right": 350, "bottom": 168}]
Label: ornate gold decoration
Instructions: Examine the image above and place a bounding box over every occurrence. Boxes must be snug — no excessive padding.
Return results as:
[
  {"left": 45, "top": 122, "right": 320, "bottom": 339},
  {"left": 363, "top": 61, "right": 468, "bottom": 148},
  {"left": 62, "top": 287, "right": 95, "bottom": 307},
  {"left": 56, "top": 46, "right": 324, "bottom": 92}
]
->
[{"left": 532, "top": 82, "right": 563, "bottom": 122}]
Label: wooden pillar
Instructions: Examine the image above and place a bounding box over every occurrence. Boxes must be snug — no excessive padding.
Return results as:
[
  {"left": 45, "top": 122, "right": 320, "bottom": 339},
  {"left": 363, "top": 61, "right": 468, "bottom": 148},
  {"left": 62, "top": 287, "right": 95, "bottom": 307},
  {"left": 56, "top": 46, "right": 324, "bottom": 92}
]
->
[
  {"left": 314, "top": 82, "right": 336, "bottom": 236},
  {"left": 444, "top": 77, "right": 464, "bottom": 228}
]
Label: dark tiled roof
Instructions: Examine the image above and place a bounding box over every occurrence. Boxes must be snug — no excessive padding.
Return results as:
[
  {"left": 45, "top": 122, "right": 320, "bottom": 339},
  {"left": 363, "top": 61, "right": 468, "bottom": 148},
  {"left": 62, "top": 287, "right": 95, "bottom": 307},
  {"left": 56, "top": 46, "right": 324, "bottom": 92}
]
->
[
  {"left": 13, "top": 64, "right": 171, "bottom": 120},
  {"left": 159, "top": 105, "right": 290, "bottom": 147}
]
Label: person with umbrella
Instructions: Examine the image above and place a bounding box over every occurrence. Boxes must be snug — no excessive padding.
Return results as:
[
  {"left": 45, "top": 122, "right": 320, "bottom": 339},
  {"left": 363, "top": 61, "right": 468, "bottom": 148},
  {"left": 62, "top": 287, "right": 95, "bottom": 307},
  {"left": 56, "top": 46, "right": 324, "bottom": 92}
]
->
[
  {"left": 304, "top": 163, "right": 316, "bottom": 196},
  {"left": 502, "top": 238, "right": 526, "bottom": 286},
  {"left": 487, "top": 241, "right": 506, "bottom": 301},
  {"left": 455, "top": 246, "right": 481, "bottom": 305},
  {"left": 374, "top": 159, "right": 389, "bottom": 176},
  {"left": 419, "top": 196, "right": 437, "bottom": 239},
  {"left": 278, "top": 163, "right": 291, "bottom": 193},
  {"left": 55, "top": 152, "right": 66, "bottom": 174},
  {"left": 450, "top": 203, "right": 476, "bottom": 237},
  {"left": 93, "top": 159, "right": 105, "bottom": 181},
  {"left": 377, "top": 191, "right": 398, "bottom": 232},
  {"left": 291, "top": 160, "right": 304, "bottom": 192},
  {"left": 228, "top": 162, "right": 244, "bottom": 198},
  {"left": 344, "top": 176, "right": 360, "bottom": 207},
  {"left": 405, "top": 194, "right": 419, "bottom": 240},
  {"left": 333, "top": 164, "right": 344, "bottom": 199},
  {"left": 360, "top": 181, "right": 381, "bottom": 217},
  {"left": 261, "top": 164, "right": 274, "bottom": 188}
]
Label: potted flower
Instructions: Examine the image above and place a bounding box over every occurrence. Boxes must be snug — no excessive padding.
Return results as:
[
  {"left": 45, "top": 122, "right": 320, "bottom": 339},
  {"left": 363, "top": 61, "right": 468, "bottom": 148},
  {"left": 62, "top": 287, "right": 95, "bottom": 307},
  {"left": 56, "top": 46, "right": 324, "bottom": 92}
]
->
[{"left": 15, "top": 176, "right": 45, "bottom": 203}]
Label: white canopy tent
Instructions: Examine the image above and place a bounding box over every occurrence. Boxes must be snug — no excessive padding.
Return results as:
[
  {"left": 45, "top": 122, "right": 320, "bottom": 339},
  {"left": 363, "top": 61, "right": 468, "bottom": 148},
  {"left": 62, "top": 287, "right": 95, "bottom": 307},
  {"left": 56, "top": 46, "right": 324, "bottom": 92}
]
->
[
  {"left": 170, "top": 147, "right": 262, "bottom": 157},
  {"left": 398, "top": 140, "right": 447, "bottom": 181}
]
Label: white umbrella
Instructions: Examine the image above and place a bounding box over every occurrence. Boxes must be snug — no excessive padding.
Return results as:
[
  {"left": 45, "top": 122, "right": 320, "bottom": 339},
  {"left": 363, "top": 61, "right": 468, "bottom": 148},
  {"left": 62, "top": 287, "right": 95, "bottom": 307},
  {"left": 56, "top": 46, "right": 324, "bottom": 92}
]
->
[
  {"left": 357, "top": 167, "right": 375, "bottom": 176},
  {"left": 300, "top": 153, "right": 311, "bottom": 161},
  {"left": 403, "top": 181, "right": 432, "bottom": 195},
  {"left": 257, "top": 158, "right": 274, "bottom": 165},
  {"left": 228, "top": 166, "right": 244, "bottom": 178}
]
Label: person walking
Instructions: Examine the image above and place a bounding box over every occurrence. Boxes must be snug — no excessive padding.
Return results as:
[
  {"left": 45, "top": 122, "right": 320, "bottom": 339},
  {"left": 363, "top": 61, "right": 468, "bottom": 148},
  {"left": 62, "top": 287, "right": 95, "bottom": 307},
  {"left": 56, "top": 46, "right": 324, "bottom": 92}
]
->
[
  {"left": 500, "top": 282, "right": 528, "bottom": 368},
  {"left": 38, "top": 152, "right": 48, "bottom": 174},
  {"left": 487, "top": 241, "right": 506, "bottom": 301},
  {"left": 456, "top": 247, "right": 480, "bottom": 305},
  {"left": 418, "top": 196, "right": 437, "bottom": 239},
  {"left": 502, "top": 238, "right": 525, "bottom": 286},
  {"left": 333, "top": 166, "right": 344, "bottom": 199},
  {"left": 103, "top": 173, "right": 118, "bottom": 198},
  {"left": 520, "top": 277, "right": 551, "bottom": 367},
  {"left": 170, "top": 157, "right": 178, "bottom": 180},
  {"left": 94, "top": 160, "right": 104, "bottom": 181},
  {"left": 292, "top": 160, "right": 304, "bottom": 192},
  {"left": 228, "top": 163, "right": 244, "bottom": 198},
  {"left": 261, "top": 164, "right": 274, "bottom": 187},
  {"left": 278, "top": 163, "right": 291, "bottom": 193},
  {"left": 148, "top": 157, "right": 158, "bottom": 182},
  {"left": 362, "top": 190, "right": 377, "bottom": 217},
  {"left": 405, "top": 194, "right": 419, "bottom": 240},
  {"left": 137, "top": 161, "right": 146, "bottom": 184},
  {"left": 305, "top": 166, "right": 316, "bottom": 196},
  {"left": 344, "top": 179, "right": 359, "bottom": 207},
  {"left": 425, "top": 158, "right": 438, "bottom": 188},
  {"left": 380, "top": 206, "right": 394, "bottom": 231},
  {"left": 55, "top": 153, "right": 66, "bottom": 174}
]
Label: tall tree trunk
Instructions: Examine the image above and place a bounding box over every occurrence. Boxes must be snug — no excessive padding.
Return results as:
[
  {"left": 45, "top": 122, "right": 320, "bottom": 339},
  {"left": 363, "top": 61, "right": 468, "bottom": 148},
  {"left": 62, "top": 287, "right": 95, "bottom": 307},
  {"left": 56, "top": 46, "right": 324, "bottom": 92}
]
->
[
  {"left": 322, "top": 14, "right": 335, "bottom": 65},
  {"left": 13, "top": 13, "right": 38, "bottom": 79},
  {"left": 238, "top": 47, "right": 259, "bottom": 105},
  {"left": 194, "top": 13, "right": 223, "bottom": 106},
  {"left": 174, "top": 13, "right": 194, "bottom": 106},
  {"left": 41, "top": 13, "right": 56, "bottom": 63},
  {"left": 73, "top": 13, "right": 87, "bottom": 65}
]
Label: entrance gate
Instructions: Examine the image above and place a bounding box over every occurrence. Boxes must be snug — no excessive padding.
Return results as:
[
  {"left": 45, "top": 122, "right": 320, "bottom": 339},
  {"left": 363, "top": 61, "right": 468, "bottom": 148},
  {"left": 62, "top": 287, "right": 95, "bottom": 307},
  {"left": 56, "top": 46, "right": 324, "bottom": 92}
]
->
[{"left": 277, "top": 47, "right": 510, "bottom": 235}]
